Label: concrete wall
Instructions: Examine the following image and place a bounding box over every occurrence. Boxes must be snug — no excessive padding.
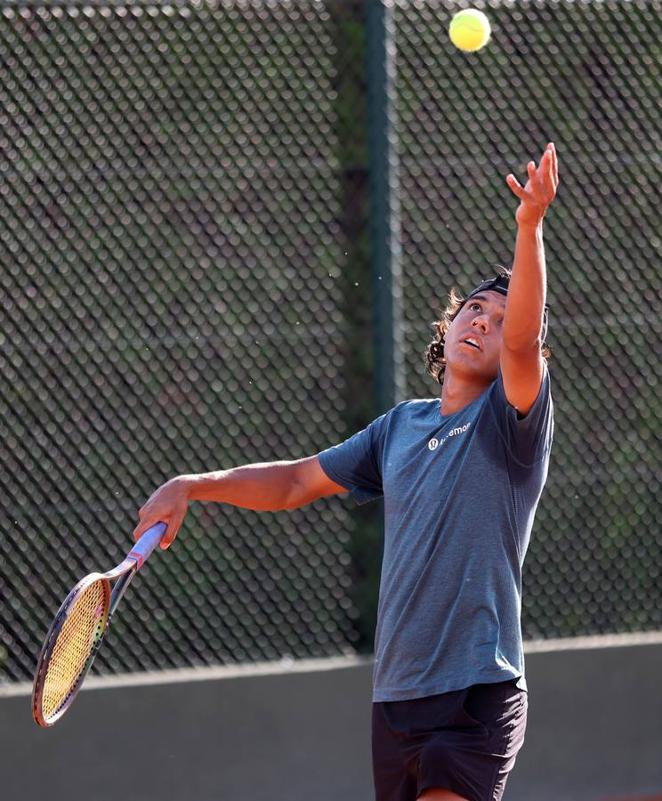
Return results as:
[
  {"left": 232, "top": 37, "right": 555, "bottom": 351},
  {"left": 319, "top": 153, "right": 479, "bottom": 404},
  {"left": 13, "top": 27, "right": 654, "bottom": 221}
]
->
[
  {"left": 1, "top": 638, "right": 661, "bottom": 801},
  {"left": 508, "top": 638, "right": 662, "bottom": 801}
]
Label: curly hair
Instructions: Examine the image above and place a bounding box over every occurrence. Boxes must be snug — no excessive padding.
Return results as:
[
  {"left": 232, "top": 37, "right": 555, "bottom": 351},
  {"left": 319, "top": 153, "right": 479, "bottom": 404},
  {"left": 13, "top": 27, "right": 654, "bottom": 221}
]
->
[
  {"left": 424, "top": 268, "right": 550, "bottom": 385},
  {"left": 424, "top": 287, "right": 467, "bottom": 385}
]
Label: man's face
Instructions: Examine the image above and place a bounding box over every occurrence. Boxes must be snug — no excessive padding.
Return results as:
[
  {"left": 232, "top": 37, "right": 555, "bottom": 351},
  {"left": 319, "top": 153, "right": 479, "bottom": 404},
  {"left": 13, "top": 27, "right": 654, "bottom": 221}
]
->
[{"left": 443, "top": 290, "right": 506, "bottom": 381}]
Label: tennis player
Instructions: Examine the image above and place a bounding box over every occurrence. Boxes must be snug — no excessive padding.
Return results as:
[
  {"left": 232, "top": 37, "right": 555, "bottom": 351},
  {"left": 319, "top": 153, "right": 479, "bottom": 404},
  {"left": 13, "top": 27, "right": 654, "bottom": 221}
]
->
[{"left": 135, "top": 143, "right": 558, "bottom": 801}]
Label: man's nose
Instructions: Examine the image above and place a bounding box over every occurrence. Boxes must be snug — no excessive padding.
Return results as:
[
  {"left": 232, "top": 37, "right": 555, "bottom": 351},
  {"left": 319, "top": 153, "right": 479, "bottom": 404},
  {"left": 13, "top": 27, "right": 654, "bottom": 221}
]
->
[{"left": 472, "top": 315, "right": 489, "bottom": 333}]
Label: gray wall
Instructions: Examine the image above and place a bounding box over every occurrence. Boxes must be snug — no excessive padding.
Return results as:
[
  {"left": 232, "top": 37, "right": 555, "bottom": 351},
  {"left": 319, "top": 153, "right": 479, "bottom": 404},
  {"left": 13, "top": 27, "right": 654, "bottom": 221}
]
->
[
  {"left": 509, "top": 640, "right": 662, "bottom": 801},
  {"left": 2, "top": 641, "right": 661, "bottom": 801}
]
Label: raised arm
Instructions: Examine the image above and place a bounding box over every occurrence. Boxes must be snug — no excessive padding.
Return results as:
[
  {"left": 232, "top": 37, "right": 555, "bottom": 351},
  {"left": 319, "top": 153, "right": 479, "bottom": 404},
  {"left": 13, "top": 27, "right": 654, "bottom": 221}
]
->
[
  {"left": 501, "top": 142, "right": 559, "bottom": 414},
  {"left": 133, "top": 455, "right": 346, "bottom": 549}
]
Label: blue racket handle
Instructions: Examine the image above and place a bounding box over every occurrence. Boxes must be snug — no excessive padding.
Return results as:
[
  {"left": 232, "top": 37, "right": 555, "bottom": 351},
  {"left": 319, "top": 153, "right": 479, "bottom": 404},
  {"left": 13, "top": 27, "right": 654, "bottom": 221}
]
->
[{"left": 129, "top": 522, "right": 167, "bottom": 569}]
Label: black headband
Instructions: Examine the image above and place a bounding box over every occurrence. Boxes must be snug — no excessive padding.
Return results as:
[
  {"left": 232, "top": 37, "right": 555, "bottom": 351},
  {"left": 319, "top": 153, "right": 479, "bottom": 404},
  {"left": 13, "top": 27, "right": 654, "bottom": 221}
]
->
[
  {"left": 465, "top": 275, "right": 549, "bottom": 341},
  {"left": 466, "top": 274, "right": 510, "bottom": 300}
]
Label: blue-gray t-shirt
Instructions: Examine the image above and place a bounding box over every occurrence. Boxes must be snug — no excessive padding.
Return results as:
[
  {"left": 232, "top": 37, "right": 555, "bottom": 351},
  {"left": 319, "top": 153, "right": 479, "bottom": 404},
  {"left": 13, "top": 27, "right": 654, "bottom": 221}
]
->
[{"left": 318, "top": 369, "right": 553, "bottom": 702}]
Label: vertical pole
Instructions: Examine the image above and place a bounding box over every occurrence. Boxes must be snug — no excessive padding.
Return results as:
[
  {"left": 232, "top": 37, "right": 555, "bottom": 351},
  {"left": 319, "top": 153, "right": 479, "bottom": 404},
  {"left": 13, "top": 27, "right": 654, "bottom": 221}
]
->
[{"left": 365, "top": 0, "right": 406, "bottom": 414}]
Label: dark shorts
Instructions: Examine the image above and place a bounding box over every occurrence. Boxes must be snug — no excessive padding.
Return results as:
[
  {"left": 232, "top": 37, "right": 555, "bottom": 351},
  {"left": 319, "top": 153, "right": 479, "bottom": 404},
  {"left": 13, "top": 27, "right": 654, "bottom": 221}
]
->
[{"left": 372, "top": 679, "right": 528, "bottom": 801}]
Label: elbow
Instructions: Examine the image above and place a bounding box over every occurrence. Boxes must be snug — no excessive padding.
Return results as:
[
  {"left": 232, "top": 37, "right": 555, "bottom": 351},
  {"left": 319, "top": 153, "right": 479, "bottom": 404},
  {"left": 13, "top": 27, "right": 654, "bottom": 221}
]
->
[
  {"left": 280, "top": 465, "right": 309, "bottom": 510},
  {"left": 281, "top": 459, "right": 325, "bottom": 510},
  {"left": 281, "top": 483, "right": 306, "bottom": 510}
]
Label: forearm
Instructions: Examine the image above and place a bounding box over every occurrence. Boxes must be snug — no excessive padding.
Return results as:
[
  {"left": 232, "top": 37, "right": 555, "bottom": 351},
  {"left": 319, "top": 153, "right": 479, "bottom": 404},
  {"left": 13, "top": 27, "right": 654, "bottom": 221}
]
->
[
  {"left": 503, "top": 221, "right": 547, "bottom": 351},
  {"left": 182, "top": 461, "right": 301, "bottom": 512},
  {"left": 133, "top": 459, "right": 319, "bottom": 547}
]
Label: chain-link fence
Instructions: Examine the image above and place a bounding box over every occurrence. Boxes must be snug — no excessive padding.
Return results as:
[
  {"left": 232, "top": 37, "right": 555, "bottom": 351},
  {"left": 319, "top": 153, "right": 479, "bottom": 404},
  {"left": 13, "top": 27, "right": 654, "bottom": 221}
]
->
[
  {"left": 1, "top": 0, "right": 660, "bottom": 683},
  {"left": 395, "top": 0, "right": 661, "bottom": 637},
  {"left": 0, "top": 2, "right": 361, "bottom": 681}
]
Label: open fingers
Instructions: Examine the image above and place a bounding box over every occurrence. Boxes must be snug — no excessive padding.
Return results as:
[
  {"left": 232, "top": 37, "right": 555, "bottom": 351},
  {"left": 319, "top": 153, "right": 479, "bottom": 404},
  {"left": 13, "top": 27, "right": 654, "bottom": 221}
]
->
[
  {"left": 528, "top": 145, "right": 557, "bottom": 203},
  {"left": 549, "top": 142, "right": 559, "bottom": 188},
  {"left": 541, "top": 143, "right": 558, "bottom": 200},
  {"left": 540, "top": 142, "right": 558, "bottom": 184},
  {"left": 507, "top": 143, "right": 559, "bottom": 220},
  {"left": 527, "top": 159, "right": 538, "bottom": 183},
  {"left": 543, "top": 147, "right": 554, "bottom": 187},
  {"left": 505, "top": 172, "right": 525, "bottom": 200}
]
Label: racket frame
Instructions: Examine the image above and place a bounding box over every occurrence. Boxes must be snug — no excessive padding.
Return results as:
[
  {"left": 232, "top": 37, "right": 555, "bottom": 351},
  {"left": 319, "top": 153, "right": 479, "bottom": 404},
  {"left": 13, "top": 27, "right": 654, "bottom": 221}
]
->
[
  {"left": 32, "top": 572, "right": 110, "bottom": 727},
  {"left": 32, "top": 522, "right": 166, "bottom": 727}
]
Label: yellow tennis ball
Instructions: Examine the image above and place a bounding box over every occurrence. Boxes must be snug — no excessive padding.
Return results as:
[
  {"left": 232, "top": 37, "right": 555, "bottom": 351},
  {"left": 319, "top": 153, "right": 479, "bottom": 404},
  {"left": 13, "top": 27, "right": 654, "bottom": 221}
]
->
[{"left": 449, "top": 9, "right": 491, "bottom": 52}]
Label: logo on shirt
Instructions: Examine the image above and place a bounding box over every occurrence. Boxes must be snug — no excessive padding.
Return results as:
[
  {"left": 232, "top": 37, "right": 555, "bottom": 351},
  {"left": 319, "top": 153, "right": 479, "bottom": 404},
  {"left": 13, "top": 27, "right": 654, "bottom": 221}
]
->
[{"left": 428, "top": 422, "right": 472, "bottom": 453}]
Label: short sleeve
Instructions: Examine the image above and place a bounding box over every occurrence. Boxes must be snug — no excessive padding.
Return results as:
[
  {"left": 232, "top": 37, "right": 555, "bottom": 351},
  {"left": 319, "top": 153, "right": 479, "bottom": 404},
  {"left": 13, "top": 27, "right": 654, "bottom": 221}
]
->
[
  {"left": 488, "top": 365, "right": 554, "bottom": 466},
  {"left": 317, "top": 412, "right": 390, "bottom": 505}
]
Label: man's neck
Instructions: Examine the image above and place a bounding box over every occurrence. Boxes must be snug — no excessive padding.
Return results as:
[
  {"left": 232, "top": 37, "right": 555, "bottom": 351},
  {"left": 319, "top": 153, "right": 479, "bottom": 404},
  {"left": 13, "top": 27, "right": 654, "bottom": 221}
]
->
[{"left": 440, "top": 369, "right": 493, "bottom": 416}]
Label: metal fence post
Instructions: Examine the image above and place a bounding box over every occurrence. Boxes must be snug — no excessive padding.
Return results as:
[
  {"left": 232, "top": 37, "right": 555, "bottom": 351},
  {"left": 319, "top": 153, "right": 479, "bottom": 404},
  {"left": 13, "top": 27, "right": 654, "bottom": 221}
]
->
[{"left": 365, "top": 0, "right": 406, "bottom": 414}]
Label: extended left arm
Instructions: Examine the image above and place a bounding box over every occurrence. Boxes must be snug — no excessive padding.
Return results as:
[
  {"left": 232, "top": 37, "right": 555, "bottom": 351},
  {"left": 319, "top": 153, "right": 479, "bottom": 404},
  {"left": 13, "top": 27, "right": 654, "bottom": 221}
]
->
[{"left": 501, "top": 142, "right": 559, "bottom": 414}]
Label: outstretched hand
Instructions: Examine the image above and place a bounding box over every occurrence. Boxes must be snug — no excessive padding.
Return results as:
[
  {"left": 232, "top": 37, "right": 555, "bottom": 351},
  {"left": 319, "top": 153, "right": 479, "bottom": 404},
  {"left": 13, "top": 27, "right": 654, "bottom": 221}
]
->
[{"left": 506, "top": 142, "right": 559, "bottom": 228}]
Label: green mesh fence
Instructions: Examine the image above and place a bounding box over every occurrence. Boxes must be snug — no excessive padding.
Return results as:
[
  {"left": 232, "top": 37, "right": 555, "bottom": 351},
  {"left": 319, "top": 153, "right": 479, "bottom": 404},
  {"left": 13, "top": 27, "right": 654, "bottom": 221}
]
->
[
  {"left": 0, "top": 2, "right": 360, "bottom": 681},
  {"left": 0, "top": 0, "right": 660, "bottom": 684}
]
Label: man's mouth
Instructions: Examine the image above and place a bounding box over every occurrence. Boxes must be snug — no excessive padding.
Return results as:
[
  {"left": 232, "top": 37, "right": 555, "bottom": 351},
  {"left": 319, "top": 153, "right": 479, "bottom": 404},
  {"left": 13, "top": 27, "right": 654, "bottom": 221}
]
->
[{"left": 462, "top": 337, "right": 481, "bottom": 350}]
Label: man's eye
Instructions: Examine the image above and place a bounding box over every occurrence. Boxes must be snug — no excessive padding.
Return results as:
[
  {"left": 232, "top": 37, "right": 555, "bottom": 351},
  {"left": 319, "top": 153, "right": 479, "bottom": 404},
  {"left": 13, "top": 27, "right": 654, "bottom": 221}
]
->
[{"left": 469, "top": 303, "right": 481, "bottom": 312}]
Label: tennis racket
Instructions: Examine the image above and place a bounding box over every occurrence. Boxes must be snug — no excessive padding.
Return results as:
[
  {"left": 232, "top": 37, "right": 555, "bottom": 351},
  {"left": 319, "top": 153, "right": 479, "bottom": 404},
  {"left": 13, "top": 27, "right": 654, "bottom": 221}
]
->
[{"left": 32, "top": 521, "right": 167, "bottom": 727}]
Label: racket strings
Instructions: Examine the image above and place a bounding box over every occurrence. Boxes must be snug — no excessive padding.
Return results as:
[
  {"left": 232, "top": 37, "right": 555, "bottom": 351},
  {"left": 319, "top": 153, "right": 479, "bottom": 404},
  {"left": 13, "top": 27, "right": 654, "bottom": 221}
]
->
[{"left": 40, "top": 580, "right": 108, "bottom": 722}]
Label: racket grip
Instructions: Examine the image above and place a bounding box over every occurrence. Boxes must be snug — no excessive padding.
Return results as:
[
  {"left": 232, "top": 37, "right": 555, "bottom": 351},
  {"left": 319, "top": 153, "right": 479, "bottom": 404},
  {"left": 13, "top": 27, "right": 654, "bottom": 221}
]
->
[{"left": 129, "top": 522, "right": 167, "bottom": 568}]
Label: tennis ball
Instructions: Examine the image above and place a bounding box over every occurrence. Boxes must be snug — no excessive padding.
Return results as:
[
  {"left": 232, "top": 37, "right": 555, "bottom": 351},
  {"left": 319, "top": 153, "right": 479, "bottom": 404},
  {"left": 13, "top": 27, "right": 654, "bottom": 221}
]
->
[{"left": 449, "top": 9, "right": 491, "bottom": 53}]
